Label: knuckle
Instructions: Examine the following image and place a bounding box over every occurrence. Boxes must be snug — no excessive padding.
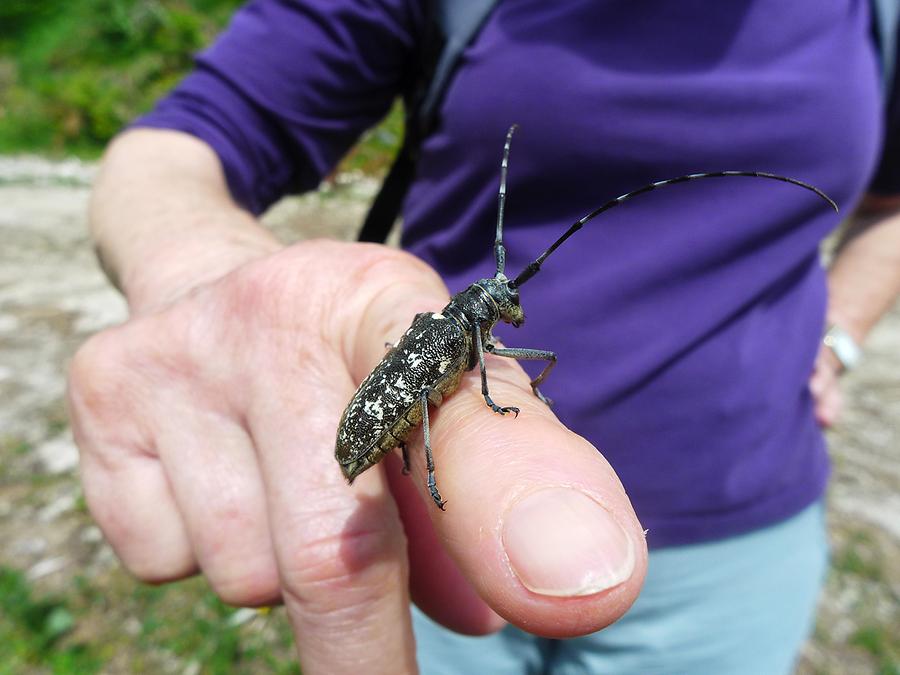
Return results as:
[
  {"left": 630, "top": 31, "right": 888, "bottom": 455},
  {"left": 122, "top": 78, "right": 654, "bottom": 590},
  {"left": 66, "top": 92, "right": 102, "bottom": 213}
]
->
[
  {"left": 352, "top": 244, "right": 433, "bottom": 286},
  {"left": 124, "top": 555, "right": 196, "bottom": 585},
  {"left": 68, "top": 325, "right": 169, "bottom": 452},
  {"left": 278, "top": 523, "right": 406, "bottom": 608},
  {"left": 209, "top": 563, "right": 282, "bottom": 607},
  {"left": 105, "top": 520, "right": 197, "bottom": 583},
  {"left": 350, "top": 246, "right": 446, "bottom": 315},
  {"left": 68, "top": 329, "right": 125, "bottom": 403},
  {"left": 221, "top": 259, "right": 287, "bottom": 321},
  {"left": 191, "top": 505, "right": 282, "bottom": 606},
  {"left": 68, "top": 329, "right": 148, "bottom": 442},
  {"left": 70, "top": 319, "right": 184, "bottom": 404},
  {"left": 81, "top": 481, "right": 195, "bottom": 582},
  {"left": 214, "top": 248, "right": 334, "bottom": 343}
]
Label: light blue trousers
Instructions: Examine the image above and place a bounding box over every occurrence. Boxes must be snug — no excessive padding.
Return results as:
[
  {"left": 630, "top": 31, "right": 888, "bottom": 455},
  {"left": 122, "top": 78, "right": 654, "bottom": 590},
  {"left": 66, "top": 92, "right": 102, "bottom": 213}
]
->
[{"left": 414, "top": 501, "right": 828, "bottom": 675}]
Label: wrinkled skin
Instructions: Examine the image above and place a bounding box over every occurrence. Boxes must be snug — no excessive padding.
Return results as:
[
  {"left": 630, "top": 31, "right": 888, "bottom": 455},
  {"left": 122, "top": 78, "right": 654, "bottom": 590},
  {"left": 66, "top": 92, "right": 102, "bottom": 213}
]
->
[
  {"left": 69, "top": 133, "right": 649, "bottom": 675},
  {"left": 75, "top": 128, "right": 898, "bottom": 675}
]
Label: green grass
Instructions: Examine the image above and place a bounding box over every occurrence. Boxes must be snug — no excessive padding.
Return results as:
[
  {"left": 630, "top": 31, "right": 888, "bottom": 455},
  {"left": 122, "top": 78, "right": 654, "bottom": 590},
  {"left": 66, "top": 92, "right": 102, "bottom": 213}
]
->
[
  {"left": 850, "top": 626, "right": 900, "bottom": 675},
  {"left": 0, "top": 437, "right": 32, "bottom": 488},
  {"left": 825, "top": 525, "right": 900, "bottom": 674},
  {"left": 0, "top": 0, "right": 402, "bottom": 173},
  {"left": 0, "top": 565, "right": 300, "bottom": 673},
  {"left": 337, "top": 103, "right": 403, "bottom": 176},
  {"left": 0, "top": 436, "right": 32, "bottom": 457},
  {"left": 831, "top": 529, "right": 885, "bottom": 581},
  {"left": 0, "top": 0, "right": 244, "bottom": 156},
  {"left": 132, "top": 583, "right": 299, "bottom": 674},
  {"left": 0, "top": 567, "right": 101, "bottom": 673}
]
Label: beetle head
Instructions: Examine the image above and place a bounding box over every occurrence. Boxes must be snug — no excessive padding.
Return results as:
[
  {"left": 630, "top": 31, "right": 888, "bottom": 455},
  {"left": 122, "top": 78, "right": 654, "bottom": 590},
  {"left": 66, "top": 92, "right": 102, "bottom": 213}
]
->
[{"left": 480, "top": 275, "right": 525, "bottom": 328}]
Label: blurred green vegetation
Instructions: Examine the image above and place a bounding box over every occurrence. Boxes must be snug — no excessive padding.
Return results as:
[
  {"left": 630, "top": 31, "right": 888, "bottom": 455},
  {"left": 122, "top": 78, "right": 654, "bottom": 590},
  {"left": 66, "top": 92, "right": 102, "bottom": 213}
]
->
[
  {"left": 0, "top": 567, "right": 100, "bottom": 673},
  {"left": 0, "top": 0, "right": 402, "bottom": 171},
  {"left": 0, "top": 0, "right": 245, "bottom": 156},
  {"left": 0, "top": 565, "right": 300, "bottom": 674}
]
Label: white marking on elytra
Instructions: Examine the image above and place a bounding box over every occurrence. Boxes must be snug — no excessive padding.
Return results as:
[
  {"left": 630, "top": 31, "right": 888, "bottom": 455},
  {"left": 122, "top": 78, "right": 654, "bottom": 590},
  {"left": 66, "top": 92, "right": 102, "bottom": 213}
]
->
[
  {"left": 438, "top": 359, "right": 451, "bottom": 374},
  {"left": 406, "top": 352, "right": 423, "bottom": 368},
  {"left": 395, "top": 375, "right": 407, "bottom": 389},
  {"left": 432, "top": 313, "right": 445, "bottom": 319},
  {"left": 363, "top": 399, "right": 385, "bottom": 420}
]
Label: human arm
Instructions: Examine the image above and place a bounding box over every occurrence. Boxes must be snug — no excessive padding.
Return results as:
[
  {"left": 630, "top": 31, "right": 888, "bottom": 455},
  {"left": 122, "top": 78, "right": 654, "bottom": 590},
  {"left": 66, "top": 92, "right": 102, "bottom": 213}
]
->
[
  {"left": 811, "top": 195, "right": 900, "bottom": 426},
  {"left": 68, "top": 128, "right": 648, "bottom": 674}
]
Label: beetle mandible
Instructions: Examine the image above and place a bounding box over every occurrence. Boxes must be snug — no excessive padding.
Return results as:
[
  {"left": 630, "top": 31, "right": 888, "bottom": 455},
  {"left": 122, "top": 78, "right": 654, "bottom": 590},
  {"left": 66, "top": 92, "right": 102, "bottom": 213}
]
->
[{"left": 334, "top": 124, "right": 838, "bottom": 510}]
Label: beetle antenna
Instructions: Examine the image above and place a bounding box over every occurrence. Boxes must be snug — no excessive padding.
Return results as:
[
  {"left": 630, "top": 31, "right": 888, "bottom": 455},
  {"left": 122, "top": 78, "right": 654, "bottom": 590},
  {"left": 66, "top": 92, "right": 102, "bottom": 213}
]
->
[
  {"left": 495, "top": 124, "right": 518, "bottom": 277},
  {"left": 510, "top": 170, "right": 838, "bottom": 288}
]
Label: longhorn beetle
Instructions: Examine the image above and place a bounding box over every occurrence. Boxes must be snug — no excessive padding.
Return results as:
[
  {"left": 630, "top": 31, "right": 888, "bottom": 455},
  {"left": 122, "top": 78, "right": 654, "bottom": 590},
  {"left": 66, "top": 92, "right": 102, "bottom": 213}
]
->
[{"left": 335, "top": 124, "right": 838, "bottom": 509}]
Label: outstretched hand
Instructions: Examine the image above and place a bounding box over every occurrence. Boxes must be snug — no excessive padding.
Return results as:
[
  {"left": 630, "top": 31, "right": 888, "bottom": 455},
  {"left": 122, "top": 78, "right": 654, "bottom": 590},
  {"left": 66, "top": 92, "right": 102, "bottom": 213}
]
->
[{"left": 69, "top": 237, "right": 646, "bottom": 674}]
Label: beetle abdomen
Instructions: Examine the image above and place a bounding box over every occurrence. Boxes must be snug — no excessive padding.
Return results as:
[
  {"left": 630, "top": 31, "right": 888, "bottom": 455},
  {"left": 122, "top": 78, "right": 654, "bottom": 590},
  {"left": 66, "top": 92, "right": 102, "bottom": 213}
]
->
[{"left": 335, "top": 311, "right": 471, "bottom": 480}]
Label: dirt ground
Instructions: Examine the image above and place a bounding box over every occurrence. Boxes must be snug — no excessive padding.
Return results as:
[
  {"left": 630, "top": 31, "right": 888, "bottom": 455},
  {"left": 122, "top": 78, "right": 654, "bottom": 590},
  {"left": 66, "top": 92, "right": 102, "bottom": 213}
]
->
[{"left": 1, "top": 156, "right": 897, "bottom": 673}]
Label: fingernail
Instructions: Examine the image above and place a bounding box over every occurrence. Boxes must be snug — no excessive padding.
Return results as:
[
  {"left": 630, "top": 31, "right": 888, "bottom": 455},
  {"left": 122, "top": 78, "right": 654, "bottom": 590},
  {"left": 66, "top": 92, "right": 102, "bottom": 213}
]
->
[{"left": 502, "top": 488, "right": 635, "bottom": 597}]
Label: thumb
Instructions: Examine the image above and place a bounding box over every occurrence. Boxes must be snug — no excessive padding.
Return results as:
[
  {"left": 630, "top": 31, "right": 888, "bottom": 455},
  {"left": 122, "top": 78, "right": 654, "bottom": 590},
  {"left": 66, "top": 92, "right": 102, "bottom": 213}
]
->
[
  {"left": 341, "top": 261, "right": 647, "bottom": 637},
  {"left": 397, "top": 353, "right": 648, "bottom": 637}
]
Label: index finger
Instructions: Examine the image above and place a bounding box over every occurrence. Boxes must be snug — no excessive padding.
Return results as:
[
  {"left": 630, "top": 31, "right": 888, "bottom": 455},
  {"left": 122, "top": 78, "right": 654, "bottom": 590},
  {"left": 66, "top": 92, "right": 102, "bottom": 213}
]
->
[{"left": 233, "top": 243, "right": 444, "bottom": 675}]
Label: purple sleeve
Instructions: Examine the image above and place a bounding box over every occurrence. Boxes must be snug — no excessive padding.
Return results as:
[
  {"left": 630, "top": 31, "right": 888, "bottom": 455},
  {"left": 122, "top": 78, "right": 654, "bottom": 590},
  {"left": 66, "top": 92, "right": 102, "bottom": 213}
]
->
[{"left": 133, "top": 0, "right": 424, "bottom": 214}]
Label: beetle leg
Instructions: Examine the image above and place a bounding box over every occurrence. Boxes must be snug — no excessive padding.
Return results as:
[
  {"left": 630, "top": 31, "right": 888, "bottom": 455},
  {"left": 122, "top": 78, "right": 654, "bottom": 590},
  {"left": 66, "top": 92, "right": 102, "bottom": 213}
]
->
[
  {"left": 400, "top": 442, "right": 411, "bottom": 475},
  {"left": 485, "top": 345, "right": 557, "bottom": 407},
  {"left": 475, "top": 325, "right": 519, "bottom": 417},
  {"left": 420, "top": 389, "right": 446, "bottom": 510}
]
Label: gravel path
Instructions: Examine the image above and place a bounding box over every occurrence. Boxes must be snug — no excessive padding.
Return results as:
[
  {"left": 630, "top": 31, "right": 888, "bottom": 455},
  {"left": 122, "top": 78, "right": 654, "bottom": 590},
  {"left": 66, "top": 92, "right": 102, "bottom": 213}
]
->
[{"left": 1, "top": 156, "right": 897, "bottom": 673}]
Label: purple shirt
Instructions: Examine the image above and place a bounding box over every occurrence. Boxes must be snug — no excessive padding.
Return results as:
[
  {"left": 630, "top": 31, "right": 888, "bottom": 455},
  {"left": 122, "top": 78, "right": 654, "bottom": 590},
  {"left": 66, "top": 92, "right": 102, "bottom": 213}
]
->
[{"left": 136, "top": 0, "right": 882, "bottom": 547}]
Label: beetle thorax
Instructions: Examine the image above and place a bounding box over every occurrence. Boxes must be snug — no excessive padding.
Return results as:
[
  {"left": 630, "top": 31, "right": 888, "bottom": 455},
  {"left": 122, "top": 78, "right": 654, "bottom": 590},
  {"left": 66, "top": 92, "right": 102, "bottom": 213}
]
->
[{"left": 445, "top": 276, "right": 525, "bottom": 329}]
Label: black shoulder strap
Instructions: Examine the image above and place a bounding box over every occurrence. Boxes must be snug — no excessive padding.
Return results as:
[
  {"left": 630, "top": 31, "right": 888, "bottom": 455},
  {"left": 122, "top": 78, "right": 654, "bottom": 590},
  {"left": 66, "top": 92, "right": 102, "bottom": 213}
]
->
[
  {"left": 867, "top": 0, "right": 900, "bottom": 193},
  {"left": 358, "top": 0, "right": 501, "bottom": 243}
]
